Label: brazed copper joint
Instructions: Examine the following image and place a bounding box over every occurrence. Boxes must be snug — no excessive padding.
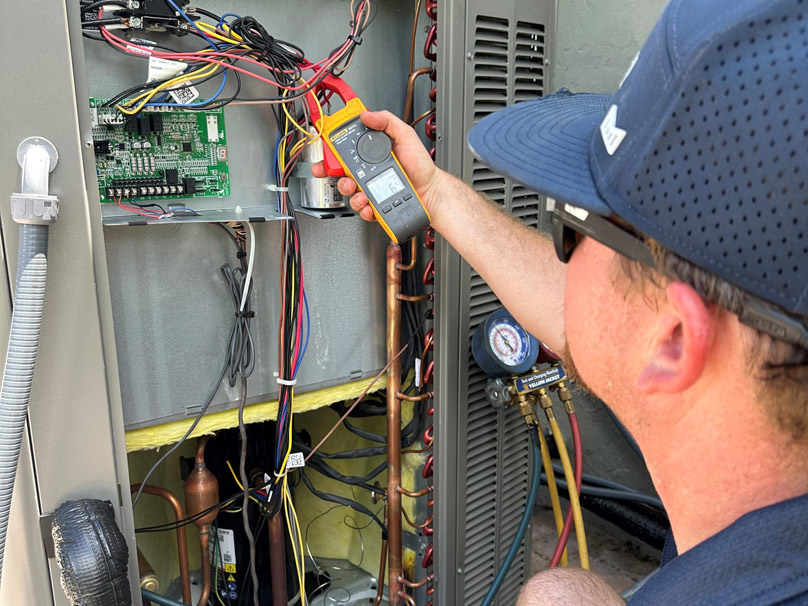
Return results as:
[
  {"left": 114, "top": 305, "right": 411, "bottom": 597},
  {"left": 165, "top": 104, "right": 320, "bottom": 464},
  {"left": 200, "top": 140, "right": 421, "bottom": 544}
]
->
[
  {"left": 130, "top": 483, "right": 191, "bottom": 605},
  {"left": 387, "top": 243, "right": 404, "bottom": 604},
  {"left": 398, "top": 485, "right": 433, "bottom": 498},
  {"left": 184, "top": 435, "right": 219, "bottom": 606}
]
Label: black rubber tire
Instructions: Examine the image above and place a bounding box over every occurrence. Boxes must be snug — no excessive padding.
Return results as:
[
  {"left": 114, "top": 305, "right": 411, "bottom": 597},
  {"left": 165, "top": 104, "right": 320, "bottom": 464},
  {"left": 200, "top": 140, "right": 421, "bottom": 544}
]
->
[{"left": 51, "top": 499, "right": 131, "bottom": 606}]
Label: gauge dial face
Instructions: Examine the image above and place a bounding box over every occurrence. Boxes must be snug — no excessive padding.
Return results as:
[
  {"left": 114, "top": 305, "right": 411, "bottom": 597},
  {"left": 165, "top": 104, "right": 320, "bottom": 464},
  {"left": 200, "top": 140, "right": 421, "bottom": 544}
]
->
[{"left": 488, "top": 317, "right": 530, "bottom": 369}]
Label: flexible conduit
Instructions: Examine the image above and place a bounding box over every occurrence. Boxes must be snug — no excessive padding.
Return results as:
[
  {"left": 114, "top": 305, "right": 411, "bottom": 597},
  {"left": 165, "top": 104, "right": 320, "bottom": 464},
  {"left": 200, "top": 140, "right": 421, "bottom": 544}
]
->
[
  {"left": 0, "top": 138, "right": 58, "bottom": 586},
  {"left": 480, "top": 429, "right": 542, "bottom": 606}
]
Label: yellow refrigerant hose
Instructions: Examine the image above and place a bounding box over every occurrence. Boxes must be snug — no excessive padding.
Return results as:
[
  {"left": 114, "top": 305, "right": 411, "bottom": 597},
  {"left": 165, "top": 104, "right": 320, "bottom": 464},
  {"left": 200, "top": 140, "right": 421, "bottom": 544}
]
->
[
  {"left": 547, "top": 411, "right": 589, "bottom": 569},
  {"left": 537, "top": 424, "right": 568, "bottom": 567}
]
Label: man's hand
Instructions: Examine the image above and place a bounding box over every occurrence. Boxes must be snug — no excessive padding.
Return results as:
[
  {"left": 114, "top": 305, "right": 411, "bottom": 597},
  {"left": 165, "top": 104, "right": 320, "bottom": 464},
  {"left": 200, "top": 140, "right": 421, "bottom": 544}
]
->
[{"left": 310, "top": 111, "right": 445, "bottom": 224}]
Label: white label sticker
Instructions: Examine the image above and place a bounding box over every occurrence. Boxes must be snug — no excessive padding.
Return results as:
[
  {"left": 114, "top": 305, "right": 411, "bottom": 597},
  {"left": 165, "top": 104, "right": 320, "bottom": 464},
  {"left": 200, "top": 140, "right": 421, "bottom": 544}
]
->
[
  {"left": 564, "top": 204, "right": 590, "bottom": 222},
  {"left": 414, "top": 358, "right": 422, "bottom": 388},
  {"left": 212, "top": 528, "right": 236, "bottom": 567},
  {"left": 600, "top": 104, "right": 627, "bottom": 156},
  {"left": 287, "top": 452, "right": 305, "bottom": 469},
  {"left": 148, "top": 57, "right": 187, "bottom": 83},
  {"left": 545, "top": 197, "right": 556, "bottom": 213},
  {"left": 169, "top": 85, "right": 200, "bottom": 105},
  {"left": 125, "top": 43, "right": 153, "bottom": 57}
]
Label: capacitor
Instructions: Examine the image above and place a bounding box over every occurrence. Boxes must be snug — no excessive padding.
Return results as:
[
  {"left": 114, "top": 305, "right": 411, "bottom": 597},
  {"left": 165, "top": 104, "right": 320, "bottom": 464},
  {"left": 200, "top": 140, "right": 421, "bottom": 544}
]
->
[{"left": 299, "top": 128, "right": 346, "bottom": 209}]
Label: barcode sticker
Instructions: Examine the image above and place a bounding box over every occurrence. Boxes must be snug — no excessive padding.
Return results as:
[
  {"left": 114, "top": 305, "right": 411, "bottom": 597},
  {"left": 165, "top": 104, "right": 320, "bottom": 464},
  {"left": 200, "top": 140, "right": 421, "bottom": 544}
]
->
[
  {"left": 169, "top": 85, "right": 200, "bottom": 105},
  {"left": 287, "top": 452, "right": 305, "bottom": 469},
  {"left": 209, "top": 527, "right": 236, "bottom": 573},
  {"left": 147, "top": 57, "right": 187, "bottom": 83},
  {"left": 415, "top": 358, "right": 422, "bottom": 388}
]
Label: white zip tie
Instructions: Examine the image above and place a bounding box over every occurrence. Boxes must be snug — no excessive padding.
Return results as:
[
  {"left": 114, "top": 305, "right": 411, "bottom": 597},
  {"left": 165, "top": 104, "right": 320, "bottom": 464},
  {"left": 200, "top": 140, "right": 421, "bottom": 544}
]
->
[
  {"left": 276, "top": 377, "right": 297, "bottom": 386},
  {"left": 266, "top": 184, "right": 289, "bottom": 192}
]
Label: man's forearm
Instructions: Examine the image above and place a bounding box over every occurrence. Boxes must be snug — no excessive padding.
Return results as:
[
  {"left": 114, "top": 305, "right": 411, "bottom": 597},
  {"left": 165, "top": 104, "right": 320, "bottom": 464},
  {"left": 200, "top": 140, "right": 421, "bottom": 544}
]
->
[{"left": 429, "top": 171, "right": 567, "bottom": 354}]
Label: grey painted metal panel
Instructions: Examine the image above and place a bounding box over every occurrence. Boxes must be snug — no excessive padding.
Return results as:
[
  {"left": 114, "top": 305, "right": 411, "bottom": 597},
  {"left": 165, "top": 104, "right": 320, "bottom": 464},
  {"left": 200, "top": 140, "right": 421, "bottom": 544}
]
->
[
  {"left": 434, "top": 0, "right": 556, "bottom": 603},
  {"left": 81, "top": 0, "right": 416, "bottom": 428}
]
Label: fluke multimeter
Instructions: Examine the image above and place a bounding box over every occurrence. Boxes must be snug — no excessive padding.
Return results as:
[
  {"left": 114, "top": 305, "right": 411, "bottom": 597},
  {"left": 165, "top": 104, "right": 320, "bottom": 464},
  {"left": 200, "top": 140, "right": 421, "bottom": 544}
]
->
[{"left": 305, "top": 75, "right": 431, "bottom": 243}]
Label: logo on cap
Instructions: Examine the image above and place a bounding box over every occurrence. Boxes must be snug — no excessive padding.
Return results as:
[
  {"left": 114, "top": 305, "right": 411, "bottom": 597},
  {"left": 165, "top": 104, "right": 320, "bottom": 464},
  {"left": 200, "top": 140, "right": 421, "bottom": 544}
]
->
[{"left": 600, "top": 104, "right": 627, "bottom": 156}]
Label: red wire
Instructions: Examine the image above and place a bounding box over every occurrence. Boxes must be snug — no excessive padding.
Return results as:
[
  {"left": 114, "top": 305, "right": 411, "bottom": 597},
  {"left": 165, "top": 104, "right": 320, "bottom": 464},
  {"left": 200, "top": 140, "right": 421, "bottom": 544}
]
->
[{"left": 548, "top": 411, "right": 583, "bottom": 567}]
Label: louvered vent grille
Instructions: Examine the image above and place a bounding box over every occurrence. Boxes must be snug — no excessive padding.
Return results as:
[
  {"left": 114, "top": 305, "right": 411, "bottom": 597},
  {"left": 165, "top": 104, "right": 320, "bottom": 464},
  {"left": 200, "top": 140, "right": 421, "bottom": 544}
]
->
[{"left": 462, "top": 13, "right": 548, "bottom": 606}]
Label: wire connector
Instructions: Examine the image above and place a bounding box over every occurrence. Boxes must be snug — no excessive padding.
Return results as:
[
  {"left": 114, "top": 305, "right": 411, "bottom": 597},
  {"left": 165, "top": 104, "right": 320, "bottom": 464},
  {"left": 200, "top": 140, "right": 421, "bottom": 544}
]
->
[{"left": 348, "top": 34, "right": 363, "bottom": 45}]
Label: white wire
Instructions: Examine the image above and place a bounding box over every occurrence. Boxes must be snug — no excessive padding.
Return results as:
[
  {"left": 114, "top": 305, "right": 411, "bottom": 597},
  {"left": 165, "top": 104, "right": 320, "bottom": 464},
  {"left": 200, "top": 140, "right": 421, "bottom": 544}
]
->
[{"left": 240, "top": 222, "right": 255, "bottom": 312}]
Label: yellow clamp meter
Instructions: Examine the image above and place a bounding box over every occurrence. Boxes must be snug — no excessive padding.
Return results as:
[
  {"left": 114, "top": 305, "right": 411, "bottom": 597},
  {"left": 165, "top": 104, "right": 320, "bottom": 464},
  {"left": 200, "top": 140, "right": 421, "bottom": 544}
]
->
[{"left": 306, "top": 75, "right": 431, "bottom": 243}]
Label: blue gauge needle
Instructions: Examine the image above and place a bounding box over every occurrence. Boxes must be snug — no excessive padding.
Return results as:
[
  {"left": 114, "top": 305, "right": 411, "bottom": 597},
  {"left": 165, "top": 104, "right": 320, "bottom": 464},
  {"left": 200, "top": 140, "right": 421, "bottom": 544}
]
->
[{"left": 496, "top": 328, "right": 515, "bottom": 353}]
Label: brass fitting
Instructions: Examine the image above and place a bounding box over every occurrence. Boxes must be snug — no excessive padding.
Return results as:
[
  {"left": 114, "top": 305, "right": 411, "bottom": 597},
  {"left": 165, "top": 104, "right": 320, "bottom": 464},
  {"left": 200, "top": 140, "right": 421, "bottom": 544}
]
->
[
  {"left": 536, "top": 387, "right": 554, "bottom": 411},
  {"left": 556, "top": 381, "right": 575, "bottom": 414},
  {"left": 515, "top": 393, "right": 540, "bottom": 429}
]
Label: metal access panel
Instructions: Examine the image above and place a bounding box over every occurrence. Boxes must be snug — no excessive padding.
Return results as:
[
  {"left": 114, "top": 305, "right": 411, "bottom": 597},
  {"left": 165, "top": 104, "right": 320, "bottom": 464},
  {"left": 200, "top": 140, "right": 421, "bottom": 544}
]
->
[
  {"left": 433, "top": 0, "right": 556, "bottom": 604},
  {"left": 78, "top": 0, "right": 417, "bottom": 428}
]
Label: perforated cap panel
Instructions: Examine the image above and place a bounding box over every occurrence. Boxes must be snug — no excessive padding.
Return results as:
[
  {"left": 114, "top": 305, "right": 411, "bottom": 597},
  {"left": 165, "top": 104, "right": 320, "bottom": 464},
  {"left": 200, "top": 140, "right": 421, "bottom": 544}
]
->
[{"left": 615, "top": 1, "right": 808, "bottom": 315}]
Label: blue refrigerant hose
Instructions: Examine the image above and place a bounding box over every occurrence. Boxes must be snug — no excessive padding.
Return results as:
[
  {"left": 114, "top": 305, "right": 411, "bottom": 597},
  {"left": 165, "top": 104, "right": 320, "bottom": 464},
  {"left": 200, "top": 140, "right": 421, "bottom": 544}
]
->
[{"left": 480, "top": 430, "right": 541, "bottom": 606}]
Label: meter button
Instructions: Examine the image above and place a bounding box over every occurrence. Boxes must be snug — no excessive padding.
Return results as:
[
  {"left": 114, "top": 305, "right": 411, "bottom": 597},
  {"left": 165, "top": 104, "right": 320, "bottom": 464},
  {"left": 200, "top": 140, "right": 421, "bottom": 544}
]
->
[
  {"left": 393, "top": 199, "right": 403, "bottom": 207},
  {"left": 357, "top": 132, "right": 392, "bottom": 164},
  {"left": 403, "top": 193, "right": 413, "bottom": 201},
  {"left": 382, "top": 204, "right": 393, "bottom": 213}
]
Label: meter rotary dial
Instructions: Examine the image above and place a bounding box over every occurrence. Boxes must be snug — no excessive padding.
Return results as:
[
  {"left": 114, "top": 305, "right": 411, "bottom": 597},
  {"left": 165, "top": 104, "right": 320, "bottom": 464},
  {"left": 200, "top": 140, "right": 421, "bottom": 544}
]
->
[{"left": 356, "top": 131, "right": 392, "bottom": 164}]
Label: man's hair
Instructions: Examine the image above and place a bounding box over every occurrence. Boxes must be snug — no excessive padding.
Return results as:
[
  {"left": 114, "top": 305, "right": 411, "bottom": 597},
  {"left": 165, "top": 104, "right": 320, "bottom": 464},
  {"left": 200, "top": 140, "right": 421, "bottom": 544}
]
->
[{"left": 617, "top": 240, "right": 808, "bottom": 441}]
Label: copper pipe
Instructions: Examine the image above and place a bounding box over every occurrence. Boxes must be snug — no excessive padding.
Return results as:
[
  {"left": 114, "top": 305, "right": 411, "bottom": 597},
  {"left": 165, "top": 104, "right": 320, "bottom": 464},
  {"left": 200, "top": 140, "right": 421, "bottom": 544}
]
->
[
  {"left": 397, "top": 237, "right": 419, "bottom": 271},
  {"left": 398, "top": 573, "right": 434, "bottom": 589},
  {"left": 268, "top": 513, "right": 287, "bottom": 604},
  {"left": 402, "top": 508, "right": 433, "bottom": 530},
  {"left": 398, "top": 486, "right": 433, "bottom": 499},
  {"left": 397, "top": 391, "right": 433, "bottom": 402},
  {"left": 411, "top": 108, "right": 436, "bottom": 128},
  {"left": 401, "top": 440, "right": 433, "bottom": 455},
  {"left": 137, "top": 548, "right": 159, "bottom": 593},
  {"left": 198, "top": 528, "right": 212, "bottom": 606},
  {"left": 403, "top": 67, "right": 433, "bottom": 124},
  {"left": 184, "top": 436, "right": 219, "bottom": 606},
  {"left": 398, "top": 591, "right": 417, "bottom": 606},
  {"left": 130, "top": 484, "right": 191, "bottom": 605},
  {"left": 373, "top": 505, "right": 388, "bottom": 606},
  {"left": 387, "top": 243, "right": 404, "bottom": 604},
  {"left": 396, "top": 292, "right": 434, "bottom": 302},
  {"left": 408, "top": 0, "right": 424, "bottom": 75}
]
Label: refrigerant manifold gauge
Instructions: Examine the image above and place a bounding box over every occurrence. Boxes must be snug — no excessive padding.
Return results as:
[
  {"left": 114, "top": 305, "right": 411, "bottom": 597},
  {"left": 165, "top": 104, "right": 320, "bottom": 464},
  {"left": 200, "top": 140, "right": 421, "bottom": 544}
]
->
[{"left": 472, "top": 309, "right": 540, "bottom": 377}]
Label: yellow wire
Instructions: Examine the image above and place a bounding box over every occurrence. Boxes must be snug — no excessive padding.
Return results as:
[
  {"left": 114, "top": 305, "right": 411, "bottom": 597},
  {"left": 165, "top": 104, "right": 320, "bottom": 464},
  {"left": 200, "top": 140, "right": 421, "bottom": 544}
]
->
[
  {"left": 117, "top": 62, "right": 218, "bottom": 114},
  {"left": 195, "top": 21, "right": 247, "bottom": 47},
  {"left": 226, "top": 460, "right": 262, "bottom": 505},
  {"left": 283, "top": 478, "right": 307, "bottom": 605},
  {"left": 547, "top": 413, "right": 589, "bottom": 569},
  {"left": 537, "top": 423, "right": 568, "bottom": 567}
]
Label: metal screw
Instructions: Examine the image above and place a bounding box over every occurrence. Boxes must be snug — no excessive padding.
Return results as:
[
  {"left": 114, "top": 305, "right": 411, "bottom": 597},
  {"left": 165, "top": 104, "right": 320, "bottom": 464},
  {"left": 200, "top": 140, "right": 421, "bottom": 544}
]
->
[
  {"left": 179, "top": 22, "right": 189, "bottom": 29},
  {"left": 457, "top": 568, "right": 463, "bottom": 574},
  {"left": 544, "top": 59, "right": 551, "bottom": 66},
  {"left": 466, "top": 52, "right": 473, "bottom": 60},
  {"left": 128, "top": 0, "right": 140, "bottom": 8},
  {"left": 130, "top": 17, "right": 142, "bottom": 27},
  {"left": 84, "top": 141, "right": 92, "bottom": 149}
]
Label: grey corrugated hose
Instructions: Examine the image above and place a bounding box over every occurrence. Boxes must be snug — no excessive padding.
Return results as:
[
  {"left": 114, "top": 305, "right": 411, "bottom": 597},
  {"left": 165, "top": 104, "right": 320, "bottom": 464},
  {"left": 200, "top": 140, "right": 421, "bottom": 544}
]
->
[{"left": 0, "top": 137, "right": 60, "bottom": 587}]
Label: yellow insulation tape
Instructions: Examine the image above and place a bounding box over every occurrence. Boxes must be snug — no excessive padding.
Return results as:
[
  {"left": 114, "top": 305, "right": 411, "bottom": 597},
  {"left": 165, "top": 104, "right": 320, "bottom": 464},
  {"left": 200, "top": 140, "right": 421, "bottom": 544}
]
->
[{"left": 125, "top": 375, "right": 388, "bottom": 452}]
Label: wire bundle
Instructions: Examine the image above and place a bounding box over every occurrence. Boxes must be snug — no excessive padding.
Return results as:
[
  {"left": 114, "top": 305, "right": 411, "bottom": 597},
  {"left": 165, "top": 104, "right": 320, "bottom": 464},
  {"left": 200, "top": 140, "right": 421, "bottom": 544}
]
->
[{"left": 82, "top": 0, "right": 375, "bottom": 114}]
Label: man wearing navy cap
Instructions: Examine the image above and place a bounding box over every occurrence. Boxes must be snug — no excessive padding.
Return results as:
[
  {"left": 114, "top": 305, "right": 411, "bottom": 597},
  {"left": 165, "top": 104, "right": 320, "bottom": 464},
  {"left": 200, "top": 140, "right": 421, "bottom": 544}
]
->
[{"left": 314, "top": 0, "right": 808, "bottom": 602}]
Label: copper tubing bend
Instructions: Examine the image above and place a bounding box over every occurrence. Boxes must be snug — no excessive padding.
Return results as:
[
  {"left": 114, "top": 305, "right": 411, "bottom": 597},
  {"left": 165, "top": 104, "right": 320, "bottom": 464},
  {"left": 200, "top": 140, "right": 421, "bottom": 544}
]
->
[
  {"left": 397, "top": 391, "right": 434, "bottom": 402},
  {"left": 398, "top": 573, "right": 434, "bottom": 589},
  {"left": 130, "top": 484, "right": 192, "bottom": 605},
  {"left": 397, "top": 292, "right": 434, "bottom": 302},
  {"left": 397, "top": 237, "right": 419, "bottom": 271},
  {"left": 387, "top": 243, "right": 404, "bottom": 604},
  {"left": 398, "top": 485, "right": 433, "bottom": 499},
  {"left": 403, "top": 67, "right": 434, "bottom": 124}
]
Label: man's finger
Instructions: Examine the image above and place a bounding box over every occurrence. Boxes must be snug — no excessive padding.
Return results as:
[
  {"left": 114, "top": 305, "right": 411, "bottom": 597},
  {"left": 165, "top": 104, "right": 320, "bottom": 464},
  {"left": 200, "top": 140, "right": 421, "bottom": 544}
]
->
[
  {"left": 360, "top": 110, "right": 409, "bottom": 141},
  {"left": 338, "top": 178, "right": 358, "bottom": 196},
  {"left": 310, "top": 161, "right": 326, "bottom": 178},
  {"left": 350, "top": 192, "right": 369, "bottom": 212},
  {"left": 359, "top": 205, "right": 376, "bottom": 222}
]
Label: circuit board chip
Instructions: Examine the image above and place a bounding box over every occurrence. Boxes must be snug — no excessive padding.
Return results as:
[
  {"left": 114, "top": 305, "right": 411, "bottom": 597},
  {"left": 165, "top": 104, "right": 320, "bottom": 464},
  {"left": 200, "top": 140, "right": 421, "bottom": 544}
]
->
[{"left": 90, "top": 98, "right": 230, "bottom": 202}]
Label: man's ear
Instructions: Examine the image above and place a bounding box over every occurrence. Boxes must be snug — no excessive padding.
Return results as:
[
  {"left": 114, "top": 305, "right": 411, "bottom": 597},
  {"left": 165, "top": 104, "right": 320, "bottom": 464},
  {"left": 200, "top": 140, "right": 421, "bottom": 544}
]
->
[{"left": 637, "top": 281, "right": 716, "bottom": 395}]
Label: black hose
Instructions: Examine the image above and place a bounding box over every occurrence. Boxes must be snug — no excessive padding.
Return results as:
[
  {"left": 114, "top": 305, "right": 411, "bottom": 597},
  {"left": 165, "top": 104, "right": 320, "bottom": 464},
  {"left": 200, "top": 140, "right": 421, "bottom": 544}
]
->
[
  {"left": 51, "top": 499, "right": 131, "bottom": 606},
  {"left": 579, "top": 494, "right": 669, "bottom": 550}
]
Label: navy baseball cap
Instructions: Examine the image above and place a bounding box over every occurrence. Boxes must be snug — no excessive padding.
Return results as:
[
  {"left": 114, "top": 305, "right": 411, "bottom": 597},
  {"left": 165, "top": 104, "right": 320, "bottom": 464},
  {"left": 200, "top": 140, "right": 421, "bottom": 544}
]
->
[{"left": 468, "top": 0, "right": 808, "bottom": 321}]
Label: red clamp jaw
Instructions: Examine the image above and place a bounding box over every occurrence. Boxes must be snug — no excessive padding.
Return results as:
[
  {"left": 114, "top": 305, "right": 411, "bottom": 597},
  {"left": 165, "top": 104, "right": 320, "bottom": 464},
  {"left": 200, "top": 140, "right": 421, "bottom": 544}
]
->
[{"left": 304, "top": 74, "right": 366, "bottom": 177}]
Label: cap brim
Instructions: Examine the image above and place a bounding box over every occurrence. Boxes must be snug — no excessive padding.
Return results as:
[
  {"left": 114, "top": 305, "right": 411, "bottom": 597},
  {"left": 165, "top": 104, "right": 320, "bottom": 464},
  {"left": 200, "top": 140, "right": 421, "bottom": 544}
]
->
[{"left": 467, "top": 92, "right": 613, "bottom": 215}]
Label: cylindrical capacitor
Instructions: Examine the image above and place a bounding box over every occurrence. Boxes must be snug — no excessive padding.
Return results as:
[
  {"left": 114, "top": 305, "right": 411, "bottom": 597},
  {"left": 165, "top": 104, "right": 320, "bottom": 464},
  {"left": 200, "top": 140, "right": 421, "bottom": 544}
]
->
[{"left": 300, "top": 129, "right": 346, "bottom": 209}]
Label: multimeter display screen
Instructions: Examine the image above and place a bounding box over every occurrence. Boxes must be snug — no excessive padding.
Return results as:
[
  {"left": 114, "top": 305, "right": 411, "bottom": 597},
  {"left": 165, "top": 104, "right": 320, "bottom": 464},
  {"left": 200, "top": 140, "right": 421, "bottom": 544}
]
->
[{"left": 366, "top": 167, "right": 406, "bottom": 201}]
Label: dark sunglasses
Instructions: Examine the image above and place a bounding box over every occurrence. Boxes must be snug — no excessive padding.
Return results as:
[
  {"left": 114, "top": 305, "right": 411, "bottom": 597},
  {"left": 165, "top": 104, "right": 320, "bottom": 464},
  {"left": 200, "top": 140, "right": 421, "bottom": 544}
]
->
[{"left": 548, "top": 199, "right": 808, "bottom": 349}]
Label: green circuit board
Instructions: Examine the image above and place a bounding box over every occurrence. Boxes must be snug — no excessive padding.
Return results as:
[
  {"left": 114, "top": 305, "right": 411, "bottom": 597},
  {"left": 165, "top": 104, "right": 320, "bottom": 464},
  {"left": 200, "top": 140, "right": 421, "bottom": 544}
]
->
[{"left": 89, "top": 98, "right": 230, "bottom": 203}]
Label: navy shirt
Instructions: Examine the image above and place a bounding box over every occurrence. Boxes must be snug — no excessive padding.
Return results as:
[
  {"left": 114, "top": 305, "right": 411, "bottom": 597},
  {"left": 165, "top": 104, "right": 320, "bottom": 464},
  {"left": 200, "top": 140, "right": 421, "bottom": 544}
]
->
[{"left": 629, "top": 493, "right": 808, "bottom": 604}]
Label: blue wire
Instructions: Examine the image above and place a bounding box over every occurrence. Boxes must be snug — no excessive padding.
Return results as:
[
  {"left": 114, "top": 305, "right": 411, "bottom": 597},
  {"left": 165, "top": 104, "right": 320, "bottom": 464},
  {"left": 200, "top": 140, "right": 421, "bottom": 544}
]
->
[
  {"left": 144, "top": 72, "right": 227, "bottom": 108},
  {"left": 293, "top": 290, "right": 310, "bottom": 378},
  {"left": 218, "top": 12, "right": 243, "bottom": 28},
  {"left": 164, "top": 0, "right": 219, "bottom": 50}
]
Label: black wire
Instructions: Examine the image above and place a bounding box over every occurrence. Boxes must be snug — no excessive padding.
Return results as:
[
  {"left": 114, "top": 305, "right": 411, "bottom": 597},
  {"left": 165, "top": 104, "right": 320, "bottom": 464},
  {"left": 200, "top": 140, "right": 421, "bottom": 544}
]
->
[
  {"left": 82, "top": 0, "right": 126, "bottom": 12},
  {"left": 300, "top": 472, "right": 387, "bottom": 538}
]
